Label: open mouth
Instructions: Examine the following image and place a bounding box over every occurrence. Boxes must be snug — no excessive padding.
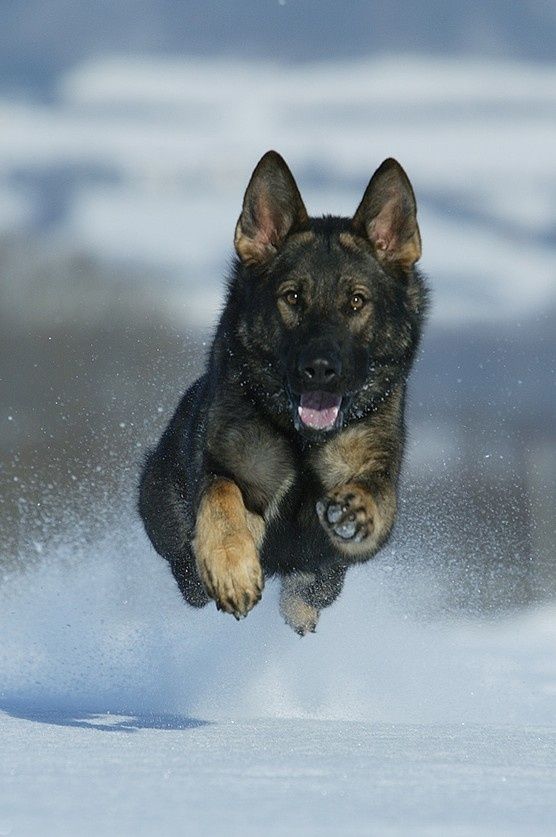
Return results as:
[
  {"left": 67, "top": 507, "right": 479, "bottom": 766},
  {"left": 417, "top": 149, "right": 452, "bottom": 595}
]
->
[{"left": 296, "top": 391, "right": 343, "bottom": 432}]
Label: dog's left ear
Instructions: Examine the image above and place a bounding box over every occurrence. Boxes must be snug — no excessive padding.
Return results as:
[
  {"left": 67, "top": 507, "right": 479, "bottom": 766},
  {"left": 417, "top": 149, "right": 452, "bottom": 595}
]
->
[
  {"left": 235, "top": 151, "right": 309, "bottom": 267},
  {"left": 352, "top": 158, "right": 421, "bottom": 271}
]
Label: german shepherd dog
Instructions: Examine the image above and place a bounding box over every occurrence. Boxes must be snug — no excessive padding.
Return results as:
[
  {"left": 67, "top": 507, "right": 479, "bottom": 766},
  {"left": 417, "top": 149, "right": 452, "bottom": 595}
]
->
[{"left": 139, "top": 151, "right": 427, "bottom": 635}]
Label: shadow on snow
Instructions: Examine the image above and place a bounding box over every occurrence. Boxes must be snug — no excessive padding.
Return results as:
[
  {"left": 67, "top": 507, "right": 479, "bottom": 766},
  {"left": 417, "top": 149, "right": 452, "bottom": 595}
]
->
[{"left": 0, "top": 700, "right": 210, "bottom": 733}]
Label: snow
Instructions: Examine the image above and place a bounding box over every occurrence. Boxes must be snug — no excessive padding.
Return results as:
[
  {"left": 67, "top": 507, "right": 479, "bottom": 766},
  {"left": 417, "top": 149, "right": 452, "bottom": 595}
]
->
[
  {"left": 1, "top": 716, "right": 554, "bottom": 837},
  {"left": 1, "top": 513, "right": 555, "bottom": 835}
]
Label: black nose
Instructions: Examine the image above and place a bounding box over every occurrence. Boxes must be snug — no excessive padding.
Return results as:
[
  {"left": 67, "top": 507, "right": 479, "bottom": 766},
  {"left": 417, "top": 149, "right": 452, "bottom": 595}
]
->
[{"left": 299, "top": 354, "right": 342, "bottom": 387}]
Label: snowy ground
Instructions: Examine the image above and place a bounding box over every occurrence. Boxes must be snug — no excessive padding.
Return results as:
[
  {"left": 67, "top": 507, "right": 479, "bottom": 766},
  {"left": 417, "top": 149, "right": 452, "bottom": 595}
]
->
[
  {"left": 2, "top": 715, "right": 555, "bottom": 837},
  {"left": 1, "top": 514, "right": 555, "bottom": 836}
]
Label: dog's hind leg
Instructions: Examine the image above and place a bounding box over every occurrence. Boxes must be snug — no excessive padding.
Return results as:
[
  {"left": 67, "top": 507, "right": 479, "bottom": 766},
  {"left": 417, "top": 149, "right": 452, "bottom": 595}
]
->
[
  {"left": 139, "top": 449, "right": 212, "bottom": 608},
  {"left": 193, "top": 478, "right": 265, "bottom": 619},
  {"left": 279, "top": 565, "right": 347, "bottom": 636},
  {"left": 170, "top": 551, "right": 210, "bottom": 608},
  {"left": 280, "top": 574, "right": 319, "bottom": 636}
]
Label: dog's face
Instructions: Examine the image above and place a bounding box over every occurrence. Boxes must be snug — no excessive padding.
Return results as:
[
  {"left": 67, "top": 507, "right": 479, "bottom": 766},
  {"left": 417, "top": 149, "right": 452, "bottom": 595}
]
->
[{"left": 233, "top": 152, "right": 426, "bottom": 438}]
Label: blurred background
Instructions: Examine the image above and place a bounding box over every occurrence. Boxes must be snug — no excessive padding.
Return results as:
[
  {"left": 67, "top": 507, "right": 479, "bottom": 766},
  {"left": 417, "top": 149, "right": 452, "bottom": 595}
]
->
[{"left": 1, "top": 1, "right": 555, "bottom": 617}]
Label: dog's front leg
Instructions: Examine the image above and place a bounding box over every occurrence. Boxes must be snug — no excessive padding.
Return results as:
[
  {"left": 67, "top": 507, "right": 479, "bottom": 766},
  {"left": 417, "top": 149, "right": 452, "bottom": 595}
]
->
[
  {"left": 316, "top": 477, "right": 397, "bottom": 561},
  {"left": 192, "top": 477, "right": 265, "bottom": 619}
]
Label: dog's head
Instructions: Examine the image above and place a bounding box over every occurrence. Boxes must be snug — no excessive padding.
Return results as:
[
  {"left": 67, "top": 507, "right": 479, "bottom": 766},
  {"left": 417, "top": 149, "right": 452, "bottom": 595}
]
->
[{"left": 232, "top": 151, "right": 427, "bottom": 438}]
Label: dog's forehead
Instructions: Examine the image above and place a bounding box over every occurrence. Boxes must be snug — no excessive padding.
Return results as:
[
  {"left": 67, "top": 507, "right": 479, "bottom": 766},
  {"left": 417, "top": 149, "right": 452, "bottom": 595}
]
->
[{"left": 279, "top": 229, "right": 381, "bottom": 291}]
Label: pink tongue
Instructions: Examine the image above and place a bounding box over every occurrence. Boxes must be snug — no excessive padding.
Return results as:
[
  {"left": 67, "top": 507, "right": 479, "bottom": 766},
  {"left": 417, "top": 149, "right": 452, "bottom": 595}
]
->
[{"left": 298, "top": 391, "right": 342, "bottom": 430}]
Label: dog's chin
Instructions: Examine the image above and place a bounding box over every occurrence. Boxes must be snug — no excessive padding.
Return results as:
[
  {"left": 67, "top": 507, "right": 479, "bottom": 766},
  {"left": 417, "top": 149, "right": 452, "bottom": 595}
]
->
[{"left": 291, "top": 391, "right": 345, "bottom": 436}]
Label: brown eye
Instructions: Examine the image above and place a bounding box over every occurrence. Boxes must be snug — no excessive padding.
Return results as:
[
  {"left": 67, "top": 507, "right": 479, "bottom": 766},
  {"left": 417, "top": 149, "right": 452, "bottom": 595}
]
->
[
  {"left": 284, "top": 290, "right": 299, "bottom": 306},
  {"left": 350, "top": 293, "right": 366, "bottom": 312}
]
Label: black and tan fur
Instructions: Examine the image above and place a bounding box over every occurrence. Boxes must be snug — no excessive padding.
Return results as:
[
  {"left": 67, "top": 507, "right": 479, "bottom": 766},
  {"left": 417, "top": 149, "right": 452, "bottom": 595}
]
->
[{"left": 139, "top": 151, "right": 427, "bottom": 635}]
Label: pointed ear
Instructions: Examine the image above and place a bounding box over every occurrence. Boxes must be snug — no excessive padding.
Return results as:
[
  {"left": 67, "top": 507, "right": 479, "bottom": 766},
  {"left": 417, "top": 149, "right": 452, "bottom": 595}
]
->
[
  {"left": 234, "top": 151, "right": 309, "bottom": 266},
  {"left": 352, "top": 158, "right": 421, "bottom": 272}
]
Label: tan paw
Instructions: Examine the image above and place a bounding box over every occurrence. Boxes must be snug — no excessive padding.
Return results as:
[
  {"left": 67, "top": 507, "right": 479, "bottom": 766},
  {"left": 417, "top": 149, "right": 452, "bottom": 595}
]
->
[
  {"left": 279, "top": 593, "right": 319, "bottom": 636},
  {"left": 196, "top": 530, "right": 264, "bottom": 619}
]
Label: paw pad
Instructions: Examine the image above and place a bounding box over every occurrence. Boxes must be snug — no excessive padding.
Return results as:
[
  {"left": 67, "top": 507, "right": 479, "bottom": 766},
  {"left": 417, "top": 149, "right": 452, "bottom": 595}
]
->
[{"left": 316, "top": 491, "right": 373, "bottom": 544}]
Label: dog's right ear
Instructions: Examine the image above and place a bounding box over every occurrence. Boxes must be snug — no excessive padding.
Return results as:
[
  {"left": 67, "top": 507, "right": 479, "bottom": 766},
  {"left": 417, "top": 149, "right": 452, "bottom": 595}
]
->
[
  {"left": 235, "top": 151, "right": 309, "bottom": 267},
  {"left": 352, "top": 158, "right": 421, "bottom": 272}
]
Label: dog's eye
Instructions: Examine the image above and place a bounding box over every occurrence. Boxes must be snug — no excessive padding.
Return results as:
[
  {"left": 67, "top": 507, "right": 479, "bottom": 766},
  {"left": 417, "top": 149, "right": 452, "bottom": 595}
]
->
[
  {"left": 284, "top": 290, "right": 299, "bottom": 306},
  {"left": 350, "top": 293, "right": 366, "bottom": 312}
]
